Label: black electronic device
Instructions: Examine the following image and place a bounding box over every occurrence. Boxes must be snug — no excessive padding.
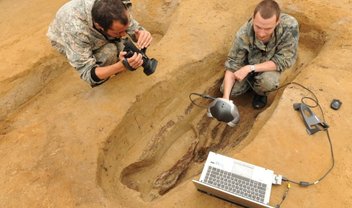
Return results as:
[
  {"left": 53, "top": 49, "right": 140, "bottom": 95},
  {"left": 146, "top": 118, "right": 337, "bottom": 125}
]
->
[
  {"left": 122, "top": 38, "right": 158, "bottom": 75},
  {"left": 293, "top": 103, "right": 329, "bottom": 135},
  {"left": 330, "top": 99, "right": 342, "bottom": 110}
]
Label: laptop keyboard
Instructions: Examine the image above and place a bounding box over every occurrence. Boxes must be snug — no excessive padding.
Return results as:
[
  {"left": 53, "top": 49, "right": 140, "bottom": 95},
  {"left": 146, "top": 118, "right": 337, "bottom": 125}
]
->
[{"left": 204, "top": 166, "right": 266, "bottom": 203}]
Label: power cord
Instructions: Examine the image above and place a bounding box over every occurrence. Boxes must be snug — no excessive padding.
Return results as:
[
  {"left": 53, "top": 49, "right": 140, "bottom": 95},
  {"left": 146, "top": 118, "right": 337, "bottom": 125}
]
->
[
  {"left": 282, "top": 127, "right": 334, "bottom": 187},
  {"left": 263, "top": 81, "right": 335, "bottom": 207},
  {"left": 273, "top": 82, "right": 335, "bottom": 187},
  {"left": 275, "top": 182, "right": 291, "bottom": 208},
  {"left": 189, "top": 92, "right": 215, "bottom": 108}
]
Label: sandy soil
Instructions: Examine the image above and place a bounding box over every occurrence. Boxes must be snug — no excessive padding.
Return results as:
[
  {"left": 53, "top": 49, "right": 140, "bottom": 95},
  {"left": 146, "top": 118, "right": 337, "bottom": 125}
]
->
[{"left": 1, "top": 0, "right": 352, "bottom": 207}]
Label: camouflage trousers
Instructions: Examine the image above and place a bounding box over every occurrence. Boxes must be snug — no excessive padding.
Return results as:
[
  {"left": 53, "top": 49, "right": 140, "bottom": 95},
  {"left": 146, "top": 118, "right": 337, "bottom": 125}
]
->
[
  {"left": 221, "top": 71, "right": 280, "bottom": 97},
  {"left": 50, "top": 41, "right": 123, "bottom": 86},
  {"left": 93, "top": 42, "right": 124, "bottom": 66},
  {"left": 51, "top": 41, "right": 122, "bottom": 67}
]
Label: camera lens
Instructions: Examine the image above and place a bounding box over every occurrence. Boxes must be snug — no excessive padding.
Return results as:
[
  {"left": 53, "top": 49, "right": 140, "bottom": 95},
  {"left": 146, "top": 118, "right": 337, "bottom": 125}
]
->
[{"left": 143, "top": 58, "right": 158, "bottom": 76}]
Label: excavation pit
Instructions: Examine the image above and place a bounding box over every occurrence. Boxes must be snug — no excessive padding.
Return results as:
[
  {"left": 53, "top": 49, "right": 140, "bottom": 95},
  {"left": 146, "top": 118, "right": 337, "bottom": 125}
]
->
[{"left": 97, "top": 11, "right": 326, "bottom": 202}]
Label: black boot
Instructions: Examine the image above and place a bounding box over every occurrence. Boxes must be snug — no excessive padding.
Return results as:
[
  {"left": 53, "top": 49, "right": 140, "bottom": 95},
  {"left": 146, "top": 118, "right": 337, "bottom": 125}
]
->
[{"left": 252, "top": 94, "right": 267, "bottom": 109}]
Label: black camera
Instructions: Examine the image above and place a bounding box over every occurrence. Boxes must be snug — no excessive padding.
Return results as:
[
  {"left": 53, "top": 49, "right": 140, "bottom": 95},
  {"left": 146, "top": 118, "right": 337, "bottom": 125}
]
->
[{"left": 122, "top": 38, "right": 158, "bottom": 76}]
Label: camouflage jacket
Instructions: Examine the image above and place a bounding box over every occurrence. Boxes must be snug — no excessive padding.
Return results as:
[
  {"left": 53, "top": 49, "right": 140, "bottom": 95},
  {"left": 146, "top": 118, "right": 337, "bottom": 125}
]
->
[
  {"left": 47, "top": 0, "right": 144, "bottom": 85},
  {"left": 225, "top": 13, "right": 299, "bottom": 72}
]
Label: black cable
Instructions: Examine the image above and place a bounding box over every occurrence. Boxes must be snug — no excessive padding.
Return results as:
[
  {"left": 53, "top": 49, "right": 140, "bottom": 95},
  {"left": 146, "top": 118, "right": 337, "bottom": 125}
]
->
[
  {"left": 188, "top": 92, "right": 215, "bottom": 108},
  {"left": 268, "top": 81, "right": 335, "bottom": 187},
  {"left": 275, "top": 182, "right": 291, "bottom": 208},
  {"left": 255, "top": 81, "right": 335, "bottom": 206},
  {"left": 282, "top": 128, "right": 335, "bottom": 187}
]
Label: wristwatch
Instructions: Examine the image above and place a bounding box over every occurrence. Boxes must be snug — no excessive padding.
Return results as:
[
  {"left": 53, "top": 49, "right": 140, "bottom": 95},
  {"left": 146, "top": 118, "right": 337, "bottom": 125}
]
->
[{"left": 249, "top": 65, "right": 256, "bottom": 73}]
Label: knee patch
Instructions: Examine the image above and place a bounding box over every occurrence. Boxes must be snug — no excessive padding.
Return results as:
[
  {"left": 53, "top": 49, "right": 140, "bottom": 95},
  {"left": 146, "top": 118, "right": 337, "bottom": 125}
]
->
[
  {"left": 93, "top": 43, "right": 118, "bottom": 66},
  {"left": 254, "top": 72, "right": 280, "bottom": 94}
]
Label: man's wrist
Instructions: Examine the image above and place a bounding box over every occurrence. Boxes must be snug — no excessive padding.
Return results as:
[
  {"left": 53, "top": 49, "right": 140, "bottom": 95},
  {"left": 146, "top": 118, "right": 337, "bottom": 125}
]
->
[{"left": 249, "top": 65, "right": 256, "bottom": 73}]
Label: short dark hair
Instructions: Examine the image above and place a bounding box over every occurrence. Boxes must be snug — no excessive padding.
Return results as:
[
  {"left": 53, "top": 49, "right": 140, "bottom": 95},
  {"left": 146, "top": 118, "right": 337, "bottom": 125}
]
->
[
  {"left": 253, "top": 0, "right": 281, "bottom": 21},
  {"left": 92, "top": 0, "right": 129, "bottom": 31}
]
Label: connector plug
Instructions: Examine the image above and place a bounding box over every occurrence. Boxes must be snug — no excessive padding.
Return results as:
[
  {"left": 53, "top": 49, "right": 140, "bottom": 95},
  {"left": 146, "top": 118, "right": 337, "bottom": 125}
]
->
[
  {"left": 273, "top": 174, "right": 283, "bottom": 185},
  {"left": 299, "top": 181, "right": 311, "bottom": 187}
]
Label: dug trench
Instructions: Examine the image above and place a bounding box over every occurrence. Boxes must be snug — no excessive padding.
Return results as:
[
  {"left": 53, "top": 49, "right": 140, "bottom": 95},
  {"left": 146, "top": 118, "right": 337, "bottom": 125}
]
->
[{"left": 97, "top": 13, "right": 326, "bottom": 203}]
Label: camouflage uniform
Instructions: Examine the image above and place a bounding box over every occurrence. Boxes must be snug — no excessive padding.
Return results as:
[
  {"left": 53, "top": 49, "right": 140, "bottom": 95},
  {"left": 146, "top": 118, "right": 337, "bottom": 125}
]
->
[
  {"left": 47, "top": 0, "right": 144, "bottom": 86},
  {"left": 222, "top": 13, "right": 299, "bottom": 96}
]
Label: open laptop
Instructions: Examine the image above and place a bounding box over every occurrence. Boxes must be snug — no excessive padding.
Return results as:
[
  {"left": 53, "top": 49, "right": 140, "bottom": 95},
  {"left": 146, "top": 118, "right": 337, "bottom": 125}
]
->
[{"left": 193, "top": 152, "right": 279, "bottom": 208}]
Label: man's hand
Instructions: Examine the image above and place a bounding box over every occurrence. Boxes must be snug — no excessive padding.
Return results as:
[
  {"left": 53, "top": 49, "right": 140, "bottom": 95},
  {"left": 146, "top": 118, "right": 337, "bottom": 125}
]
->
[
  {"left": 135, "top": 30, "right": 152, "bottom": 49},
  {"left": 233, "top": 65, "right": 252, "bottom": 81},
  {"left": 119, "top": 51, "right": 143, "bottom": 70}
]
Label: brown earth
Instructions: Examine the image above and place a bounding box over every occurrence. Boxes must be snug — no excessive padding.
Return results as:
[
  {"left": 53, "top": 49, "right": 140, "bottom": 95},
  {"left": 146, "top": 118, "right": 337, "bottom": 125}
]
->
[{"left": 1, "top": 0, "right": 352, "bottom": 207}]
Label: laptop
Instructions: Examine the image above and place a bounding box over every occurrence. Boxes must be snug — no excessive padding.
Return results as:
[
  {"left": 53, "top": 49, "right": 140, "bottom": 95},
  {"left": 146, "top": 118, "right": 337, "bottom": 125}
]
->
[{"left": 193, "top": 152, "right": 277, "bottom": 208}]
